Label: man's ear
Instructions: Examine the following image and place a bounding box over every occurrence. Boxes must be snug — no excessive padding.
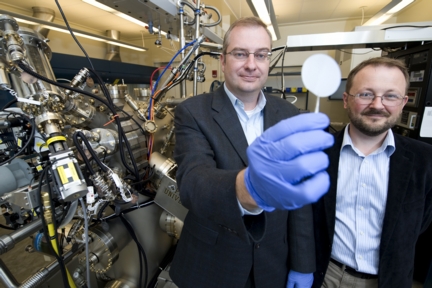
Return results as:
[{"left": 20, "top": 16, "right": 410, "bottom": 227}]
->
[{"left": 343, "top": 92, "right": 349, "bottom": 109}]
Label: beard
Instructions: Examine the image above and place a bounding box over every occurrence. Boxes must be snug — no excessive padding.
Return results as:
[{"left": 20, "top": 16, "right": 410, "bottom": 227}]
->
[{"left": 347, "top": 106, "right": 401, "bottom": 137}]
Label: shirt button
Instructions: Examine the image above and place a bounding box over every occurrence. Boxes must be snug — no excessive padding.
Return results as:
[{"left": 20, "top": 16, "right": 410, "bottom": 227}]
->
[
  {"left": 362, "top": 183, "right": 366, "bottom": 187},
  {"left": 360, "top": 206, "right": 364, "bottom": 211},
  {"left": 360, "top": 231, "right": 364, "bottom": 235},
  {"left": 358, "top": 255, "right": 363, "bottom": 260},
  {"left": 255, "top": 244, "right": 260, "bottom": 249}
]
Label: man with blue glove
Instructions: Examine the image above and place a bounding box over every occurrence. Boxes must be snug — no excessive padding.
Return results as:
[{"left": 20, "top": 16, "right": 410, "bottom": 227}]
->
[{"left": 169, "top": 16, "right": 334, "bottom": 288}]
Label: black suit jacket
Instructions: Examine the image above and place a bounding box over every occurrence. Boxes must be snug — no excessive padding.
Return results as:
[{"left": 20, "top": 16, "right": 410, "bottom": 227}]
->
[
  {"left": 170, "top": 86, "right": 316, "bottom": 288},
  {"left": 313, "top": 128, "right": 432, "bottom": 288}
]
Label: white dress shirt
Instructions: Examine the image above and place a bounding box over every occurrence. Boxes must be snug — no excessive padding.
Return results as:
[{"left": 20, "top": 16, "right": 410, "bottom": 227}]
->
[
  {"left": 224, "top": 84, "right": 266, "bottom": 216},
  {"left": 331, "top": 124, "right": 395, "bottom": 274}
]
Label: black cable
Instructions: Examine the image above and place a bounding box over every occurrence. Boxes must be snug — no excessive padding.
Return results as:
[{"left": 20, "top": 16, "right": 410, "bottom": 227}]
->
[
  {"left": 46, "top": 172, "right": 64, "bottom": 256},
  {"left": 54, "top": 0, "right": 95, "bottom": 71},
  {"left": 18, "top": 62, "right": 143, "bottom": 180},
  {"left": 0, "top": 223, "right": 16, "bottom": 230},
  {"left": 96, "top": 201, "right": 110, "bottom": 221},
  {"left": 37, "top": 166, "right": 70, "bottom": 288},
  {"left": 86, "top": 67, "right": 140, "bottom": 180},
  {"left": 58, "top": 202, "right": 71, "bottom": 228},
  {"left": 146, "top": 244, "right": 177, "bottom": 288},
  {"left": 116, "top": 107, "right": 147, "bottom": 135},
  {"left": 97, "top": 199, "right": 154, "bottom": 222},
  {"left": 269, "top": 47, "right": 285, "bottom": 74},
  {"left": 337, "top": 48, "right": 379, "bottom": 55},
  {"left": 382, "top": 25, "right": 432, "bottom": 30},
  {"left": 120, "top": 214, "right": 148, "bottom": 288},
  {"left": 17, "top": 63, "right": 112, "bottom": 109},
  {"left": 72, "top": 132, "right": 96, "bottom": 175},
  {"left": 271, "top": 45, "right": 287, "bottom": 52},
  {"left": 280, "top": 46, "right": 287, "bottom": 99},
  {"left": 16, "top": 62, "right": 141, "bottom": 182},
  {"left": 1, "top": 98, "right": 17, "bottom": 111},
  {"left": 54, "top": 0, "right": 141, "bottom": 188},
  {"left": 73, "top": 131, "right": 108, "bottom": 173},
  {"left": 152, "top": 51, "right": 221, "bottom": 103},
  {"left": 0, "top": 113, "right": 35, "bottom": 166}
]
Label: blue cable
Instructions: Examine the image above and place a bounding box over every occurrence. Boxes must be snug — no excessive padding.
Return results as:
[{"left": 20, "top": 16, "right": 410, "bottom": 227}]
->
[
  {"left": 151, "top": 39, "right": 197, "bottom": 95},
  {"left": 148, "top": 39, "right": 197, "bottom": 119}
]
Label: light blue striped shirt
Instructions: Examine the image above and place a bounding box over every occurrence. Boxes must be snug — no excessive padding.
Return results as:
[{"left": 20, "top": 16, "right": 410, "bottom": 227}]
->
[
  {"left": 224, "top": 84, "right": 266, "bottom": 216},
  {"left": 331, "top": 124, "right": 395, "bottom": 274}
]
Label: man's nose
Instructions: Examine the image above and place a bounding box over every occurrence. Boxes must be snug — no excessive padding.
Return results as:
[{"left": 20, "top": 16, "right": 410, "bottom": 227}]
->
[
  {"left": 369, "top": 95, "right": 386, "bottom": 108},
  {"left": 244, "top": 54, "right": 257, "bottom": 69}
]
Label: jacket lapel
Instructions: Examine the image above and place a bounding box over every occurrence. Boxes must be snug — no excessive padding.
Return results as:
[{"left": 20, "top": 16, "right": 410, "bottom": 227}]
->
[
  {"left": 212, "top": 87, "right": 249, "bottom": 165},
  {"left": 379, "top": 134, "right": 413, "bottom": 259},
  {"left": 324, "top": 130, "right": 344, "bottom": 243},
  {"left": 263, "top": 96, "right": 281, "bottom": 130}
]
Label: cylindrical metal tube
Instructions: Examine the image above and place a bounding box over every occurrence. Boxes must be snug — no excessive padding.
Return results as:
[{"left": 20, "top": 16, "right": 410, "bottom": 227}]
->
[
  {"left": 0, "top": 259, "right": 19, "bottom": 288},
  {"left": 0, "top": 206, "right": 64, "bottom": 255},
  {"left": 20, "top": 245, "right": 82, "bottom": 288},
  {"left": 0, "top": 219, "right": 43, "bottom": 255},
  {"left": 0, "top": 66, "right": 11, "bottom": 88},
  {"left": 193, "top": 0, "right": 201, "bottom": 96}
]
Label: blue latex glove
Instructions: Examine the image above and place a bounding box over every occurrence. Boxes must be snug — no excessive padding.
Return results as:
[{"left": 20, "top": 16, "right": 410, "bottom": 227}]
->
[
  {"left": 244, "top": 113, "right": 334, "bottom": 211},
  {"left": 287, "top": 271, "right": 314, "bottom": 288}
]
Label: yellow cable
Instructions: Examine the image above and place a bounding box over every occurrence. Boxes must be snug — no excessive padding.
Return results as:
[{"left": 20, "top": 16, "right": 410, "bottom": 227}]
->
[{"left": 48, "top": 223, "right": 77, "bottom": 288}]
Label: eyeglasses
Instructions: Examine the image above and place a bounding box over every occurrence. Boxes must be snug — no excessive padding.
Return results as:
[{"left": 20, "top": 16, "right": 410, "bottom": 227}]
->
[
  {"left": 347, "top": 92, "right": 406, "bottom": 107},
  {"left": 225, "top": 49, "right": 272, "bottom": 62}
]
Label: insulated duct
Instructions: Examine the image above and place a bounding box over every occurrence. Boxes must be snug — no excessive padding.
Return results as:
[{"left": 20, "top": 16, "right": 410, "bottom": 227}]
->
[
  {"left": 30, "top": 7, "right": 55, "bottom": 38},
  {"left": 106, "top": 30, "right": 121, "bottom": 62}
]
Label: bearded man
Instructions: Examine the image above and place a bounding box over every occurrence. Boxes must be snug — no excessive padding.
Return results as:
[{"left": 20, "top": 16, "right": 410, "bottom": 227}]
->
[{"left": 312, "top": 57, "right": 432, "bottom": 288}]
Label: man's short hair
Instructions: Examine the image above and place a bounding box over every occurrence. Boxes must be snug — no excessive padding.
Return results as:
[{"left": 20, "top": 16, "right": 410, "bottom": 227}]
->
[
  {"left": 346, "top": 57, "right": 410, "bottom": 95},
  {"left": 222, "top": 16, "right": 272, "bottom": 55}
]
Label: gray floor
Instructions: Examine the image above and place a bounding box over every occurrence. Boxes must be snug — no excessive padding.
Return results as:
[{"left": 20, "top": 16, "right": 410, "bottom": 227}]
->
[{"left": 0, "top": 225, "right": 54, "bottom": 288}]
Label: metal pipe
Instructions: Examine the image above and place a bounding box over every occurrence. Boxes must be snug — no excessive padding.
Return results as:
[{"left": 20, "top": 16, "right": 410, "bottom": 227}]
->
[
  {"left": 0, "top": 245, "right": 83, "bottom": 288},
  {"left": 0, "top": 206, "right": 63, "bottom": 255},
  {"left": 30, "top": 7, "right": 55, "bottom": 38},
  {"left": 178, "top": 1, "right": 187, "bottom": 98},
  {"left": 0, "top": 246, "right": 82, "bottom": 288},
  {"left": 193, "top": 0, "right": 201, "bottom": 96},
  {"left": 0, "top": 219, "right": 43, "bottom": 255},
  {"left": 106, "top": 30, "right": 122, "bottom": 62},
  {"left": 0, "top": 259, "right": 19, "bottom": 288}
]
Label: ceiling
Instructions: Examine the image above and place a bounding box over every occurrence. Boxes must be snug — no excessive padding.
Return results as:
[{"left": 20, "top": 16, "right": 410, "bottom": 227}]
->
[{"left": 0, "top": 0, "right": 413, "bottom": 41}]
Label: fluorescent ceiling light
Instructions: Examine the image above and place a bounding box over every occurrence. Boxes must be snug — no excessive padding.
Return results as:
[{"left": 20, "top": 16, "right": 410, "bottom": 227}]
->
[
  {"left": 387, "top": 0, "right": 415, "bottom": 13},
  {"left": 251, "top": 0, "right": 272, "bottom": 25},
  {"left": 83, "top": 0, "right": 167, "bottom": 36},
  {"left": 46, "top": 26, "right": 105, "bottom": 42},
  {"left": 0, "top": 9, "right": 147, "bottom": 52},
  {"left": 246, "top": 0, "right": 280, "bottom": 41},
  {"left": 14, "top": 18, "right": 39, "bottom": 25},
  {"left": 82, "top": 0, "right": 116, "bottom": 12},
  {"left": 106, "top": 41, "right": 147, "bottom": 51},
  {"left": 363, "top": 0, "right": 415, "bottom": 26},
  {"left": 114, "top": 13, "right": 148, "bottom": 27},
  {"left": 267, "top": 24, "right": 277, "bottom": 42}
]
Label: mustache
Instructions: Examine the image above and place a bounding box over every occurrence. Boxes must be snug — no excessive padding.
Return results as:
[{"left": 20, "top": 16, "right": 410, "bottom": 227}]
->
[{"left": 361, "top": 108, "right": 390, "bottom": 117}]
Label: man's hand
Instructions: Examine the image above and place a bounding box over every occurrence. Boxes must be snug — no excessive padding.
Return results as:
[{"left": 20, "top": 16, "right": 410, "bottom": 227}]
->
[
  {"left": 244, "top": 113, "right": 334, "bottom": 211},
  {"left": 287, "top": 271, "right": 314, "bottom": 288}
]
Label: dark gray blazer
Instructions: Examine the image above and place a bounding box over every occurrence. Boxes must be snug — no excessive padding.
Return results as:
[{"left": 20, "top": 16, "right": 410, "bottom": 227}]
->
[
  {"left": 170, "top": 86, "right": 316, "bottom": 288},
  {"left": 313, "top": 129, "right": 432, "bottom": 288}
]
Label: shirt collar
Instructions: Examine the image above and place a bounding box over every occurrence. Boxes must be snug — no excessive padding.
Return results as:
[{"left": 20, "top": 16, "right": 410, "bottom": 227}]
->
[
  {"left": 341, "top": 124, "right": 396, "bottom": 157},
  {"left": 224, "top": 83, "right": 266, "bottom": 113}
]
